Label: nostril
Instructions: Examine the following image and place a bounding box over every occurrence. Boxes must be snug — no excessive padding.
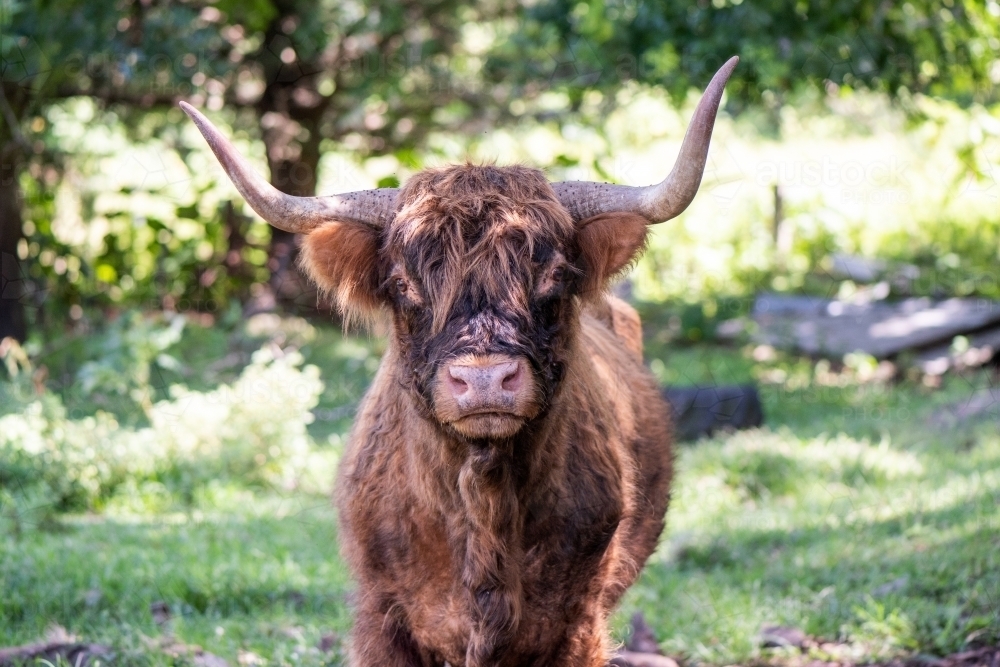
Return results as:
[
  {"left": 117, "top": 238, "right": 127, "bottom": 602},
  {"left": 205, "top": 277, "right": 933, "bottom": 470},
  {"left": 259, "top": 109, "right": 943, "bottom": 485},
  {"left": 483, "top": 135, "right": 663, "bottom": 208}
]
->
[
  {"left": 446, "top": 360, "right": 525, "bottom": 406},
  {"left": 500, "top": 363, "right": 522, "bottom": 392},
  {"left": 447, "top": 369, "right": 470, "bottom": 396}
]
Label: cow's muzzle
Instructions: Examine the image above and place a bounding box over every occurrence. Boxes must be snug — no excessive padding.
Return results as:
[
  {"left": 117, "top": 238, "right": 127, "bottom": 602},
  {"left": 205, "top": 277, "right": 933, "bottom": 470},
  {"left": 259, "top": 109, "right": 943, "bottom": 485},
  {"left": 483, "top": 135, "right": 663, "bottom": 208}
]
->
[{"left": 433, "top": 353, "right": 539, "bottom": 439}]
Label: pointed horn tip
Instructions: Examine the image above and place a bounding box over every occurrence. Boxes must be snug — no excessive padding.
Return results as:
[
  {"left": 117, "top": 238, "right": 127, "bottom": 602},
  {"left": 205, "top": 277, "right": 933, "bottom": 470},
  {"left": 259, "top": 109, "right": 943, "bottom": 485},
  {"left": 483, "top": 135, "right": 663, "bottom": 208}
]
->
[
  {"left": 714, "top": 56, "right": 740, "bottom": 84},
  {"left": 179, "top": 102, "right": 213, "bottom": 132},
  {"left": 178, "top": 100, "right": 197, "bottom": 118},
  {"left": 179, "top": 102, "right": 227, "bottom": 153}
]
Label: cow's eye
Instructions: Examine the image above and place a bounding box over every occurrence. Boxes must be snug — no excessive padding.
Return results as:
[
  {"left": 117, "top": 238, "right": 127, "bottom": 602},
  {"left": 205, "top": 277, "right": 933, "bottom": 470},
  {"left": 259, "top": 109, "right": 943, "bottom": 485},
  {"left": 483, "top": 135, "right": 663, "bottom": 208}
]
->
[
  {"left": 550, "top": 266, "right": 565, "bottom": 283},
  {"left": 395, "top": 278, "right": 409, "bottom": 294}
]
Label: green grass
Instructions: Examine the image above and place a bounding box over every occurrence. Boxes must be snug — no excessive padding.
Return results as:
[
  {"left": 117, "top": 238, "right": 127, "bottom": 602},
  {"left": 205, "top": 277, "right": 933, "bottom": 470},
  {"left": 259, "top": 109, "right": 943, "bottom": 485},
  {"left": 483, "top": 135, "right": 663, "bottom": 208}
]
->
[
  {"left": 1, "top": 492, "right": 352, "bottom": 665},
  {"left": 619, "top": 419, "right": 999, "bottom": 664},
  {"left": 2, "top": 316, "right": 998, "bottom": 666}
]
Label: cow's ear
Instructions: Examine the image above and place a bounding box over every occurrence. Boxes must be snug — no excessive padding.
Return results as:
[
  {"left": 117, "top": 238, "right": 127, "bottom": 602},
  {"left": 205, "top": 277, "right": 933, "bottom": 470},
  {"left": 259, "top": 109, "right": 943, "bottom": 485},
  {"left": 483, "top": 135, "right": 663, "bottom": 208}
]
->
[
  {"left": 575, "top": 212, "right": 649, "bottom": 296},
  {"left": 299, "top": 220, "right": 382, "bottom": 321}
]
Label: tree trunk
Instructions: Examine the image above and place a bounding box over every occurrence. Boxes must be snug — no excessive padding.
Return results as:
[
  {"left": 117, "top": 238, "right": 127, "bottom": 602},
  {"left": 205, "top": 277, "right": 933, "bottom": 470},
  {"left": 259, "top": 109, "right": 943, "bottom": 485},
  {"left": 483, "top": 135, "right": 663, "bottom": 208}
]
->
[
  {"left": 0, "top": 84, "right": 27, "bottom": 343},
  {"left": 0, "top": 162, "right": 27, "bottom": 342},
  {"left": 260, "top": 109, "right": 323, "bottom": 313},
  {"left": 250, "top": 14, "right": 332, "bottom": 316}
]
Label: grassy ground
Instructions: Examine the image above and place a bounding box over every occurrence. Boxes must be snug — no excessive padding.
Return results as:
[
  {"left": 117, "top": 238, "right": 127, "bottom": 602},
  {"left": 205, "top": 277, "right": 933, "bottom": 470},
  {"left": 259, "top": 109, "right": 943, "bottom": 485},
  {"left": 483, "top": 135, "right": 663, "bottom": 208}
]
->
[{"left": 1, "top": 312, "right": 998, "bottom": 666}]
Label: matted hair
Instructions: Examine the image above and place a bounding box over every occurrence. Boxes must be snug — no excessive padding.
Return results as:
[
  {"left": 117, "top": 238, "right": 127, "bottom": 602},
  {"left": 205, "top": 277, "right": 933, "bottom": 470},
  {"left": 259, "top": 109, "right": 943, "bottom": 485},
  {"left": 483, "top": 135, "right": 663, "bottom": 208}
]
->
[{"left": 387, "top": 164, "right": 576, "bottom": 332}]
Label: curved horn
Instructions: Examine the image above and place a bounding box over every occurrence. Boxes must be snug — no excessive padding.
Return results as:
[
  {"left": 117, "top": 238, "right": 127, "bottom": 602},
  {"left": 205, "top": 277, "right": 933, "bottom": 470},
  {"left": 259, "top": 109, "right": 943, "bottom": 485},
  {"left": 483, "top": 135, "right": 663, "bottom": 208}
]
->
[
  {"left": 552, "top": 56, "right": 738, "bottom": 224},
  {"left": 180, "top": 102, "right": 397, "bottom": 232}
]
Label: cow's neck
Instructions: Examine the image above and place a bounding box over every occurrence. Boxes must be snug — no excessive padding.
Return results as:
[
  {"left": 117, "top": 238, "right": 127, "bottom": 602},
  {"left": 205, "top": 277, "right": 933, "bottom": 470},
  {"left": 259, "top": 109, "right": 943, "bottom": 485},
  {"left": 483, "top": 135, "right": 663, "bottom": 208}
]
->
[
  {"left": 449, "top": 348, "right": 592, "bottom": 654},
  {"left": 385, "top": 341, "right": 596, "bottom": 648}
]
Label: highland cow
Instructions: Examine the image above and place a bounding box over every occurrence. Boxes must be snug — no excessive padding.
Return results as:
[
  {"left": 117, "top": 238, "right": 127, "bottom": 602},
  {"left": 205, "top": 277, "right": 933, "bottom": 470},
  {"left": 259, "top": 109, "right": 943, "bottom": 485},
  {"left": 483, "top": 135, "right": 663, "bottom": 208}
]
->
[{"left": 181, "top": 56, "right": 737, "bottom": 667}]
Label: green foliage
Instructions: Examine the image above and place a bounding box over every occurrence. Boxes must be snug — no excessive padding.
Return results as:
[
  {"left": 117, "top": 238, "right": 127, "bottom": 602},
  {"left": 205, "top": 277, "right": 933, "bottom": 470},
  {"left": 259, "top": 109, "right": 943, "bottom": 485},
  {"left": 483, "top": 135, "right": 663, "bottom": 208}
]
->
[
  {"left": 875, "top": 215, "right": 1000, "bottom": 297},
  {"left": 852, "top": 597, "right": 921, "bottom": 657},
  {"left": 633, "top": 209, "right": 1000, "bottom": 309},
  {"left": 2, "top": 0, "right": 486, "bottom": 330},
  {"left": 12, "top": 98, "right": 276, "bottom": 319},
  {"left": 6, "top": 0, "right": 1000, "bottom": 329},
  {"left": 616, "top": 90, "right": 1000, "bottom": 311},
  {"left": 499, "top": 0, "right": 1000, "bottom": 112},
  {"left": 0, "top": 331, "right": 327, "bottom": 530},
  {"left": 75, "top": 311, "right": 185, "bottom": 414}
]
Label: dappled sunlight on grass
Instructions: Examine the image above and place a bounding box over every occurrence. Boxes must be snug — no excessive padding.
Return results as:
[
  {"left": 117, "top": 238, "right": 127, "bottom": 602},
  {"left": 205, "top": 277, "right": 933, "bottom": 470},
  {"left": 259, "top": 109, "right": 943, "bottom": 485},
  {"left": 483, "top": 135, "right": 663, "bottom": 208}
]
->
[{"left": 614, "top": 422, "right": 1000, "bottom": 664}]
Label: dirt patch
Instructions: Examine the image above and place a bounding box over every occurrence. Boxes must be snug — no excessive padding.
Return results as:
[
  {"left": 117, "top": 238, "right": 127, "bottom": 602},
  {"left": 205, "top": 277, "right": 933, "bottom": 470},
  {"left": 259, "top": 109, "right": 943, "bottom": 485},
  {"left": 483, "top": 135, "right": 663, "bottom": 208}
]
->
[{"left": 0, "top": 627, "right": 111, "bottom": 667}]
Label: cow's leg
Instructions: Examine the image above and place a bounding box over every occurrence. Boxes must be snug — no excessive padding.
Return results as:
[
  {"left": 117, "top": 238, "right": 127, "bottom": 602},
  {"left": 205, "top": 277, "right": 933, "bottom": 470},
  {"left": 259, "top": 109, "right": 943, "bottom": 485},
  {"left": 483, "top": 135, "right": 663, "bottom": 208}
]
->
[{"left": 348, "top": 602, "right": 435, "bottom": 667}]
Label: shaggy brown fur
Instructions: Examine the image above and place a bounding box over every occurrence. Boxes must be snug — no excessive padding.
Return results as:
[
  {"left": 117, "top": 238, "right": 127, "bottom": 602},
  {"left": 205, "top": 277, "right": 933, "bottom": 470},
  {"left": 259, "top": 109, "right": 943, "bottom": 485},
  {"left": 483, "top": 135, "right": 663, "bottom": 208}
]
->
[{"left": 299, "top": 164, "right": 673, "bottom": 667}]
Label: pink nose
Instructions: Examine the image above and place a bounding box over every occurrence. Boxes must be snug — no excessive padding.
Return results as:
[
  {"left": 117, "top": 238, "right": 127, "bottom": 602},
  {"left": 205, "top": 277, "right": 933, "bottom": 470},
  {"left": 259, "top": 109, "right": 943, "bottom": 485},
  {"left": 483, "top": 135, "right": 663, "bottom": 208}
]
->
[{"left": 446, "top": 358, "right": 525, "bottom": 413}]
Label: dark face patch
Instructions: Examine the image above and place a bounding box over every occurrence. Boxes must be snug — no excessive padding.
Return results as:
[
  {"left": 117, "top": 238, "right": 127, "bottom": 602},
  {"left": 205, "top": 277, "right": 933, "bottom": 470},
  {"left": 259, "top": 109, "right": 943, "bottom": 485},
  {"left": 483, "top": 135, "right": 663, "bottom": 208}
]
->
[{"left": 377, "top": 165, "right": 581, "bottom": 432}]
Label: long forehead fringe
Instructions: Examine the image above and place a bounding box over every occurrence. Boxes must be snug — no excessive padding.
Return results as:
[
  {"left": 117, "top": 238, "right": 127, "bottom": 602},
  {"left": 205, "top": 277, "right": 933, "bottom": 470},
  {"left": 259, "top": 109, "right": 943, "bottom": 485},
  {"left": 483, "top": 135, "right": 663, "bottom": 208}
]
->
[{"left": 388, "top": 164, "right": 575, "bottom": 331}]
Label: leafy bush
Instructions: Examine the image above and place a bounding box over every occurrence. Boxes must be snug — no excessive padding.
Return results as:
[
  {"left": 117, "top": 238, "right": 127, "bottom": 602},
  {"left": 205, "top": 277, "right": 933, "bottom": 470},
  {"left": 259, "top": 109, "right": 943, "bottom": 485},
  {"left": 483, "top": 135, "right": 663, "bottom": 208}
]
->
[
  {"left": 145, "top": 346, "right": 323, "bottom": 494},
  {"left": 75, "top": 311, "right": 186, "bottom": 415},
  {"left": 0, "top": 343, "right": 325, "bottom": 532},
  {"left": 0, "top": 392, "right": 127, "bottom": 520}
]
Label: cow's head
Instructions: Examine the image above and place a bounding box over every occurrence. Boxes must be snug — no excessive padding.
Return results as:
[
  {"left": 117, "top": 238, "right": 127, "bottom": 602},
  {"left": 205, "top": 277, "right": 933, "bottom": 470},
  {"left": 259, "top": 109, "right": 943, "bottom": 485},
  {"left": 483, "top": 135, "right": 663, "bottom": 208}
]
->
[{"left": 181, "top": 57, "right": 737, "bottom": 441}]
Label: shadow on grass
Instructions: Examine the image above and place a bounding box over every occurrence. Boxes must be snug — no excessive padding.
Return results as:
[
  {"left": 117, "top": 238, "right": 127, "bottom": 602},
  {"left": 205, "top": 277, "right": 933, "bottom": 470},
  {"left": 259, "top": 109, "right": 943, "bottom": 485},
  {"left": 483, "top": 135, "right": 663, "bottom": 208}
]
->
[{"left": 627, "top": 471, "right": 1000, "bottom": 662}]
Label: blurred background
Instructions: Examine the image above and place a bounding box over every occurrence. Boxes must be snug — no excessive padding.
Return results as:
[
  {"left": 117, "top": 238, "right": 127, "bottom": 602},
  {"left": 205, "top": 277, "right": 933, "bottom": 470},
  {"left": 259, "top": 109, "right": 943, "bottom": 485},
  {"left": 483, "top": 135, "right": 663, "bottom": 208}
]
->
[{"left": 1, "top": 1, "right": 999, "bottom": 666}]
